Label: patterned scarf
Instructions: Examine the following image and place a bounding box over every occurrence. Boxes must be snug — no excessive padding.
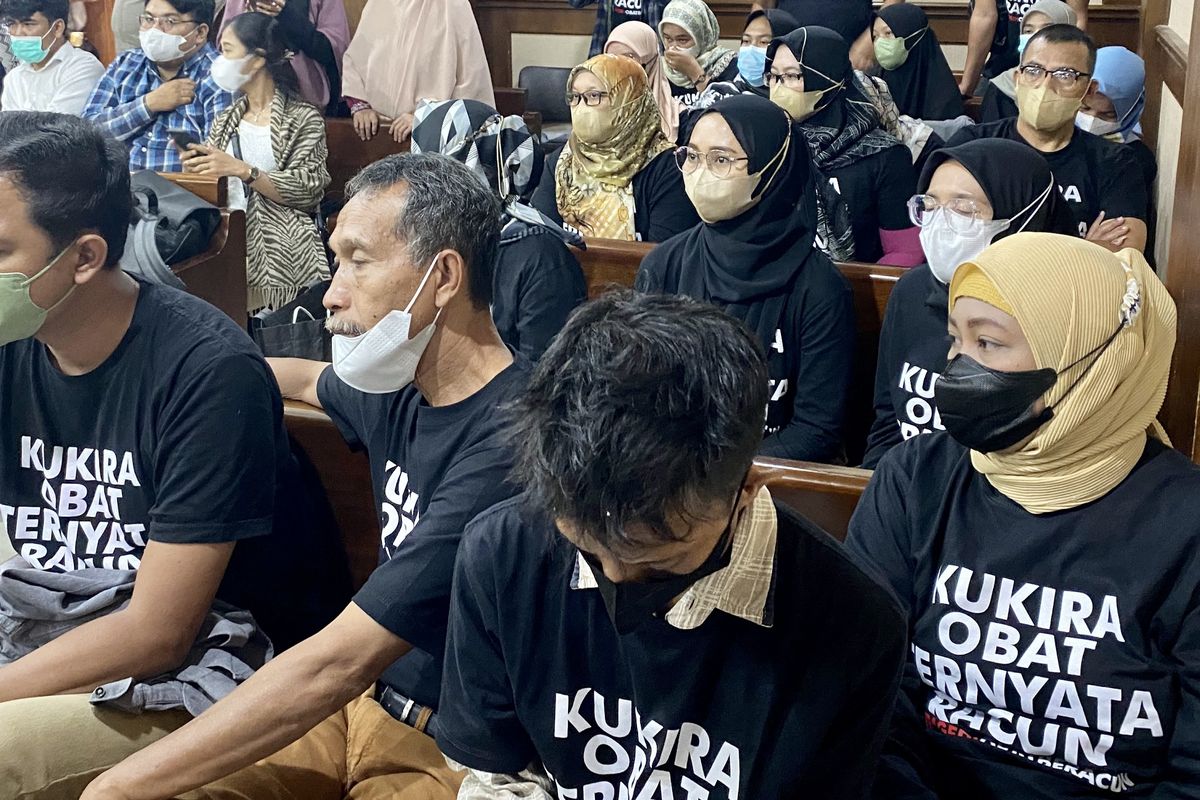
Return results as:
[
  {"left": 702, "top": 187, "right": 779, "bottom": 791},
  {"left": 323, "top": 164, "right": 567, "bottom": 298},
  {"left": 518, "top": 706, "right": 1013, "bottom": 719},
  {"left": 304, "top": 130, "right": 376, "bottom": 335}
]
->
[
  {"left": 802, "top": 75, "right": 900, "bottom": 261},
  {"left": 659, "top": 0, "right": 736, "bottom": 88},
  {"left": 556, "top": 54, "right": 672, "bottom": 240},
  {"left": 410, "top": 98, "right": 584, "bottom": 249}
]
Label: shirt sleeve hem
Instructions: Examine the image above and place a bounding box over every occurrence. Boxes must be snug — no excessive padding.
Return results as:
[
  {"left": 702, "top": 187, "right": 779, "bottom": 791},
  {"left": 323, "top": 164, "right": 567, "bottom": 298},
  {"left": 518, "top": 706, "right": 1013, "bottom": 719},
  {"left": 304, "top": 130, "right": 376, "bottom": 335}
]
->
[{"left": 148, "top": 516, "right": 273, "bottom": 543}]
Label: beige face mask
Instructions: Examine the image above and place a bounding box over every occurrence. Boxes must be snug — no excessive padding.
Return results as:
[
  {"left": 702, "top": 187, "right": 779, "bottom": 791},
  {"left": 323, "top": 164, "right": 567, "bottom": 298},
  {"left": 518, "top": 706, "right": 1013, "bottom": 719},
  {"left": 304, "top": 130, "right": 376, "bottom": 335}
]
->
[
  {"left": 1017, "top": 82, "right": 1083, "bottom": 132},
  {"left": 571, "top": 104, "right": 619, "bottom": 143},
  {"left": 682, "top": 133, "right": 790, "bottom": 224},
  {"left": 769, "top": 81, "right": 840, "bottom": 123}
]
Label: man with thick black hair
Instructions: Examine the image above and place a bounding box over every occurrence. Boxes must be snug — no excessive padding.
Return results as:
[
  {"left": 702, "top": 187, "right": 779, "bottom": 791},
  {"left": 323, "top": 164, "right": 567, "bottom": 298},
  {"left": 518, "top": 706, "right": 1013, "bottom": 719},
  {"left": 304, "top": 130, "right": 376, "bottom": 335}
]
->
[
  {"left": 0, "top": 0, "right": 103, "bottom": 113},
  {"left": 437, "top": 291, "right": 908, "bottom": 799},
  {"left": 0, "top": 113, "right": 342, "bottom": 797},
  {"left": 83, "top": 0, "right": 231, "bottom": 170}
]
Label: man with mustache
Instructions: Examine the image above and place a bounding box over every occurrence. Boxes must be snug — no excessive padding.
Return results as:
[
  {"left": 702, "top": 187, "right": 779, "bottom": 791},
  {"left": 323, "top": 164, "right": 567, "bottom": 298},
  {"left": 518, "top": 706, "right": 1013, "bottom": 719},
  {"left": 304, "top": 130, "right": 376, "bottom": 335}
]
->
[{"left": 83, "top": 152, "right": 529, "bottom": 800}]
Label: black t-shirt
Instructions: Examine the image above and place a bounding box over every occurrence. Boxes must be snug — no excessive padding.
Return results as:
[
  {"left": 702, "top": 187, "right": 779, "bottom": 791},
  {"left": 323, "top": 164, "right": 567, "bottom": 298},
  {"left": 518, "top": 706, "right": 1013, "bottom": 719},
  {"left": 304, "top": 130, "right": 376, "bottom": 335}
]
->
[
  {"left": 532, "top": 148, "right": 701, "bottom": 243},
  {"left": 947, "top": 119, "right": 1150, "bottom": 237},
  {"left": 862, "top": 265, "right": 952, "bottom": 469},
  {"left": 979, "top": 82, "right": 1018, "bottom": 123},
  {"left": 669, "top": 59, "right": 740, "bottom": 107},
  {"left": 318, "top": 358, "right": 529, "bottom": 709},
  {"left": 825, "top": 143, "right": 918, "bottom": 263},
  {"left": 438, "top": 495, "right": 908, "bottom": 798},
  {"left": 637, "top": 246, "right": 856, "bottom": 462},
  {"left": 847, "top": 433, "right": 1200, "bottom": 798},
  {"left": 493, "top": 221, "right": 587, "bottom": 361},
  {"left": 0, "top": 279, "right": 345, "bottom": 649},
  {"left": 776, "top": 0, "right": 872, "bottom": 46}
]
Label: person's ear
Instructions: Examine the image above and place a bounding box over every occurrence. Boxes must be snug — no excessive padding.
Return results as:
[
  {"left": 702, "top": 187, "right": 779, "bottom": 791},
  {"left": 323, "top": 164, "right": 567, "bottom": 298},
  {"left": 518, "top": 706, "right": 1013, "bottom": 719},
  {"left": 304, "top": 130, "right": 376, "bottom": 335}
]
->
[
  {"left": 71, "top": 234, "right": 110, "bottom": 286},
  {"left": 195, "top": 21, "right": 209, "bottom": 42},
  {"left": 431, "top": 250, "right": 466, "bottom": 310}
]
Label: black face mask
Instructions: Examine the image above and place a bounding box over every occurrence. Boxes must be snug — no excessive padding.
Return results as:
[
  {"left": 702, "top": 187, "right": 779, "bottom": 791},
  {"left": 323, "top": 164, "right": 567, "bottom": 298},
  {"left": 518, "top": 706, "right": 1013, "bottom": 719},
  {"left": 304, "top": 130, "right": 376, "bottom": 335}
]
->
[
  {"left": 935, "top": 355, "right": 1056, "bottom": 453},
  {"left": 936, "top": 325, "right": 1124, "bottom": 454},
  {"left": 584, "top": 497, "right": 741, "bottom": 636}
]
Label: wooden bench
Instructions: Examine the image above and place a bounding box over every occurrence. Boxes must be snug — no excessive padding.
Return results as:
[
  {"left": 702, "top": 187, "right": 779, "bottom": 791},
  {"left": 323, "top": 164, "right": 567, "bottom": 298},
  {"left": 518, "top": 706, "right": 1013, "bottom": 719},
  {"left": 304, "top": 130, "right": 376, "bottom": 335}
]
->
[
  {"left": 156, "top": 173, "right": 250, "bottom": 327},
  {"left": 576, "top": 238, "right": 903, "bottom": 462},
  {"left": 283, "top": 400, "right": 870, "bottom": 590},
  {"left": 324, "top": 118, "right": 411, "bottom": 203}
]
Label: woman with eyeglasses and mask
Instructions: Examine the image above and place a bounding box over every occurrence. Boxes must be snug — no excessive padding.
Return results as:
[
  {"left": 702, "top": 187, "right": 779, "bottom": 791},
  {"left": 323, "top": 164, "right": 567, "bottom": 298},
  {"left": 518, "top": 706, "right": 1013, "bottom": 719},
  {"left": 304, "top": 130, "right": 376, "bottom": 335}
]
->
[
  {"left": 657, "top": 0, "right": 737, "bottom": 108},
  {"left": 766, "top": 26, "right": 922, "bottom": 266},
  {"left": 726, "top": 7, "right": 799, "bottom": 96},
  {"left": 411, "top": 98, "right": 587, "bottom": 361},
  {"left": 862, "top": 139, "right": 1076, "bottom": 468},
  {"left": 948, "top": 25, "right": 1150, "bottom": 254},
  {"left": 531, "top": 53, "right": 698, "bottom": 242},
  {"left": 636, "top": 94, "right": 855, "bottom": 462},
  {"left": 872, "top": 4, "right": 962, "bottom": 121},
  {"left": 181, "top": 11, "right": 330, "bottom": 311},
  {"left": 847, "top": 233, "right": 1200, "bottom": 798},
  {"left": 980, "top": 0, "right": 1078, "bottom": 124}
]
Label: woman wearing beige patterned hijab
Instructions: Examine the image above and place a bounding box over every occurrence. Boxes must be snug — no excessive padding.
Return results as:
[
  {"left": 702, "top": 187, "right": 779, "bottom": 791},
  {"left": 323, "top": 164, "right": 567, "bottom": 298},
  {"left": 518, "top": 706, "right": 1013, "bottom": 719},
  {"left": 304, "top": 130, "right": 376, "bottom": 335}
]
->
[{"left": 553, "top": 54, "right": 674, "bottom": 240}]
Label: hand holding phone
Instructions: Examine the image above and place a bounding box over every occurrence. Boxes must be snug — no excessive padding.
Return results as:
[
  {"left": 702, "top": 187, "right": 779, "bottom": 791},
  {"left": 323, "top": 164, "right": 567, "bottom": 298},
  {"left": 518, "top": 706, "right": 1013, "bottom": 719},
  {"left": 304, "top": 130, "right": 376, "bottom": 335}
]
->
[{"left": 170, "top": 129, "right": 200, "bottom": 151}]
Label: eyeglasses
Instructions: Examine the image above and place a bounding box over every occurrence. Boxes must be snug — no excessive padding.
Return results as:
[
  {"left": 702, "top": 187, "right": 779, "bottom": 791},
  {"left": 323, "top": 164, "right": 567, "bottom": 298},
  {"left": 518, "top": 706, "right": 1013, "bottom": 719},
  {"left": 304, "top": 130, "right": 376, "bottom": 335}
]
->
[
  {"left": 765, "top": 71, "right": 804, "bottom": 89},
  {"left": 908, "top": 195, "right": 992, "bottom": 232},
  {"left": 1016, "top": 63, "right": 1091, "bottom": 91},
  {"left": 674, "top": 146, "right": 750, "bottom": 178},
  {"left": 565, "top": 90, "right": 610, "bottom": 107},
  {"left": 137, "top": 13, "right": 198, "bottom": 30}
]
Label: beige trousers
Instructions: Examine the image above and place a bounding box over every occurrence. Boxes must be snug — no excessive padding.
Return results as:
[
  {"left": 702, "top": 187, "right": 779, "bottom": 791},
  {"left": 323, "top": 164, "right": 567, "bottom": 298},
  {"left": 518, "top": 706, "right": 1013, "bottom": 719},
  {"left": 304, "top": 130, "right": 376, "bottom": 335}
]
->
[
  {"left": 0, "top": 693, "right": 191, "bottom": 800},
  {"left": 179, "top": 692, "right": 464, "bottom": 800}
]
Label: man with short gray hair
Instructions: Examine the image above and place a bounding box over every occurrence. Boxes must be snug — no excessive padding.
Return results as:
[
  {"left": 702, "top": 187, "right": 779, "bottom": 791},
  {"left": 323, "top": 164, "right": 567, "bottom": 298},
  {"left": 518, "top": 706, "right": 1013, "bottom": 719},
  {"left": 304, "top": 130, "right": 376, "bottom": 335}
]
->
[{"left": 82, "top": 152, "right": 528, "bottom": 800}]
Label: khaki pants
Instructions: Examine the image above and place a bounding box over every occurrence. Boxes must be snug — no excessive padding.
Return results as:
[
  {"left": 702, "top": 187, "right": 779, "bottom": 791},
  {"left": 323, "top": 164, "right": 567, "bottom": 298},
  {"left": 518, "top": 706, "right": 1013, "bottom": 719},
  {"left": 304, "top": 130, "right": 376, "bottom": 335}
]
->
[
  {"left": 180, "top": 692, "right": 464, "bottom": 800},
  {"left": 0, "top": 694, "right": 191, "bottom": 800}
]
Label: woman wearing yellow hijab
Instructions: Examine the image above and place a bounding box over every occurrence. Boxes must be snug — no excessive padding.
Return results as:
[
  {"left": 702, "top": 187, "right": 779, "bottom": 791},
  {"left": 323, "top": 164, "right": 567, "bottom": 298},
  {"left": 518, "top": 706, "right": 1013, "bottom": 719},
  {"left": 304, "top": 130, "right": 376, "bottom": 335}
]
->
[
  {"left": 847, "top": 233, "right": 1200, "bottom": 797},
  {"left": 530, "top": 53, "right": 698, "bottom": 242}
]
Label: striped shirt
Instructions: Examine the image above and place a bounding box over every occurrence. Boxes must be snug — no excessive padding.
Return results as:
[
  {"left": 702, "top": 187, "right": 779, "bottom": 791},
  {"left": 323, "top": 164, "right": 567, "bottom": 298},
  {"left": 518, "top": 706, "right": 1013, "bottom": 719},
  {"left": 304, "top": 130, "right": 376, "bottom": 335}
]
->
[{"left": 83, "top": 44, "right": 233, "bottom": 172}]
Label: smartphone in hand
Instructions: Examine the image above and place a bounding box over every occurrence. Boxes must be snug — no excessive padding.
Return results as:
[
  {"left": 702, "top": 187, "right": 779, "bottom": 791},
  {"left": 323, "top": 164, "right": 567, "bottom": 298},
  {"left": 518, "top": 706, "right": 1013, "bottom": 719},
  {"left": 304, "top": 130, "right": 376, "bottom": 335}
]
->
[{"left": 170, "top": 130, "right": 201, "bottom": 151}]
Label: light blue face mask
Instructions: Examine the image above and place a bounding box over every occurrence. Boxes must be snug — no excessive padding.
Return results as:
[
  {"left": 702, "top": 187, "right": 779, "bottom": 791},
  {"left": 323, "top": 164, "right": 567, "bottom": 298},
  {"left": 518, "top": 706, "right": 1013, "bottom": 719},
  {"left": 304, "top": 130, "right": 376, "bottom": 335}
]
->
[
  {"left": 1018, "top": 33, "right": 1032, "bottom": 55},
  {"left": 738, "top": 45, "right": 768, "bottom": 87}
]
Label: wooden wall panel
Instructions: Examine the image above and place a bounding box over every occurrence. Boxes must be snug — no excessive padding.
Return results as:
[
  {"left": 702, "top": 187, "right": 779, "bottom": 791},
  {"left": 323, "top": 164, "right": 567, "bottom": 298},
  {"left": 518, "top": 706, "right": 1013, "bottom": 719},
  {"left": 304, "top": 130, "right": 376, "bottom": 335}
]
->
[
  {"left": 81, "top": 0, "right": 117, "bottom": 64},
  {"left": 1161, "top": 4, "right": 1200, "bottom": 460},
  {"left": 472, "top": 0, "right": 1141, "bottom": 88}
]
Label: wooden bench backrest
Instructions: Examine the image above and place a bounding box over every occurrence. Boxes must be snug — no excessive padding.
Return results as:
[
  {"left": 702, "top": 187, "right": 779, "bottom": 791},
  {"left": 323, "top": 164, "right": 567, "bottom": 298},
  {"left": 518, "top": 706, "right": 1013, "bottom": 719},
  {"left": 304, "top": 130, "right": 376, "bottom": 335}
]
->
[
  {"left": 324, "top": 118, "right": 410, "bottom": 201},
  {"left": 154, "top": 173, "right": 249, "bottom": 327},
  {"left": 283, "top": 402, "right": 870, "bottom": 590}
]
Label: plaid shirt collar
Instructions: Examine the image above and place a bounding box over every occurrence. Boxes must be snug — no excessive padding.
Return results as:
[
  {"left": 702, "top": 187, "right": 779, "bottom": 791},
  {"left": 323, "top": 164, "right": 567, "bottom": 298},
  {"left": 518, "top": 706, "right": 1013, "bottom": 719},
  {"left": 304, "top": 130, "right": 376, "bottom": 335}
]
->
[{"left": 572, "top": 486, "right": 778, "bottom": 630}]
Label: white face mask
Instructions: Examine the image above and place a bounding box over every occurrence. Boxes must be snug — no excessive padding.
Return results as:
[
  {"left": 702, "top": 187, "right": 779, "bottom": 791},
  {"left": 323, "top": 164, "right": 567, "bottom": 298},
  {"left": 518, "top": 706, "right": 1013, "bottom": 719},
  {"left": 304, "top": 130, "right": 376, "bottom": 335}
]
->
[
  {"left": 139, "top": 26, "right": 197, "bottom": 63},
  {"left": 331, "top": 255, "right": 443, "bottom": 394},
  {"left": 210, "top": 54, "right": 254, "bottom": 93},
  {"left": 1075, "top": 111, "right": 1121, "bottom": 138},
  {"left": 920, "top": 181, "right": 1053, "bottom": 284}
]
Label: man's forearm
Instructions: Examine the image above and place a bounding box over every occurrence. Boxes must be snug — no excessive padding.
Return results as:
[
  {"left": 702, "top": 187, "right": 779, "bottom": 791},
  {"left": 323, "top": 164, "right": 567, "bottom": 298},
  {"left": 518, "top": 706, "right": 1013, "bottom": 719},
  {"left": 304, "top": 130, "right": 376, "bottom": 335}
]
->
[
  {"left": 960, "top": 12, "right": 996, "bottom": 94},
  {"left": 0, "top": 607, "right": 192, "bottom": 703},
  {"left": 266, "top": 357, "right": 327, "bottom": 407},
  {"left": 1069, "top": 0, "right": 1088, "bottom": 29},
  {"left": 85, "top": 604, "right": 408, "bottom": 800}
]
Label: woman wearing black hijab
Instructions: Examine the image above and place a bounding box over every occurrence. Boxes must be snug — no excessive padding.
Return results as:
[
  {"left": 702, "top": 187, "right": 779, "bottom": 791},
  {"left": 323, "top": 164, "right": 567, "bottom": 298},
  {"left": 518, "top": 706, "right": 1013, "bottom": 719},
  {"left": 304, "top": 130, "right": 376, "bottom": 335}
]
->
[
  {"left": 766, "top": 26, "right": 922, "bottom": 266},
  {"left": 862, "top": 138, "right": 1079, "bottom": 467},
  {"left": 637, "top": 94, "right": 855, "bottom": 462},
  {"left": 873, "top": 4, "right": 963, "bottom": 121}
]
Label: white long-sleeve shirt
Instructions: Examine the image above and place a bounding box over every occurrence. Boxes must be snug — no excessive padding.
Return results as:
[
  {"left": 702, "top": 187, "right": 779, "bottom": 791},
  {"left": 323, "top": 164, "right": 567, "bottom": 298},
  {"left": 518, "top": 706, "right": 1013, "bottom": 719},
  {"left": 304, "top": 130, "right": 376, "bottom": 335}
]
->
[{"left": 1, "top": 42, "right": 104, "bottom": 115}]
